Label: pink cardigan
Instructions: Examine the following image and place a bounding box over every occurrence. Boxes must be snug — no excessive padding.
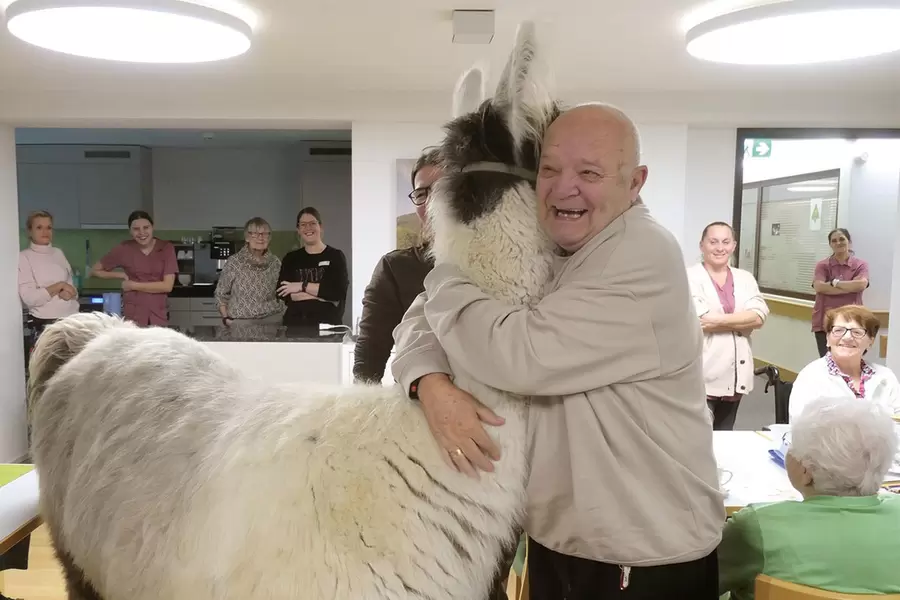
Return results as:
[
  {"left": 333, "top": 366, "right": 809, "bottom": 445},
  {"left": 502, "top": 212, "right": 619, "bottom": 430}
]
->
[{"left": 18, "top": 243, "right": 79, "bottom": 319}]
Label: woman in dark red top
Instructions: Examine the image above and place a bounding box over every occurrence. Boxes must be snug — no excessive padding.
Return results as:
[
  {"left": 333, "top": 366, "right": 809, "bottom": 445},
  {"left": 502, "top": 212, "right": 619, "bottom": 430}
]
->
[
  {"left": 90, "top": 210, "right": 178, "bottom": 327},
  {"left": 811, "top": 228, "right": 869, "bottom": 358}
]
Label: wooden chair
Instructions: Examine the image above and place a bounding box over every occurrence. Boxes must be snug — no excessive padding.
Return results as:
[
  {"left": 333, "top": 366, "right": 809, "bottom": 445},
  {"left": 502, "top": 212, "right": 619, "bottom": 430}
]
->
[
  {"left": 756, "top": 575, "right": 900, "bottom": 599},
  {"left": 505, "top": 536, "right": 530, "bottom": 600}
]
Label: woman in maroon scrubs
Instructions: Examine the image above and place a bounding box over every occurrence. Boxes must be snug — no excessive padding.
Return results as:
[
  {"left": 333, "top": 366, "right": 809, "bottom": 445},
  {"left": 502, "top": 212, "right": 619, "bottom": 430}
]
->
[{"left": 90, "top": 210, "right": 177, "bottom": 327}]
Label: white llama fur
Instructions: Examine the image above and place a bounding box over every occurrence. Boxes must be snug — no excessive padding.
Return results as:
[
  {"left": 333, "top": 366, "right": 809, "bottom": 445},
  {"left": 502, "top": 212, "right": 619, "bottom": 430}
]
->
[{"left": 28, "top": 22, "right": 557, "bottom": 600}]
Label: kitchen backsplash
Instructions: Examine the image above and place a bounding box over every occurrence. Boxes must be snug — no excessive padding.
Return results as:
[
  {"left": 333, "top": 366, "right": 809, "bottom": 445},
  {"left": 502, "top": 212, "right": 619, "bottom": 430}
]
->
[{"left": 19, "top": 229, "right": 303, "bottom": 290}]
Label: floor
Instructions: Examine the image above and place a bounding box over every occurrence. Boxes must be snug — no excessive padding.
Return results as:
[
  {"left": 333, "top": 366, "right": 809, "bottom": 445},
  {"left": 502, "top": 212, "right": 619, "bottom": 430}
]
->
[
  {"left": 734, "top": 374, "right": 780, "bottom": 431},
  {"left": 0, "top": 376, "right": 776, "bottom": 600},
  {"left": 0, "top": 526, "right": 65, "bottom": 600}
]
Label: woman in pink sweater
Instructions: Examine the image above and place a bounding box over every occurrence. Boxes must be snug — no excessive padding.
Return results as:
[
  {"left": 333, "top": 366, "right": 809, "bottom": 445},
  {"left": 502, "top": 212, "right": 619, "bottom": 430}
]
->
[{"left": 18, "top": 210, "right": 79, "bottom": 328}]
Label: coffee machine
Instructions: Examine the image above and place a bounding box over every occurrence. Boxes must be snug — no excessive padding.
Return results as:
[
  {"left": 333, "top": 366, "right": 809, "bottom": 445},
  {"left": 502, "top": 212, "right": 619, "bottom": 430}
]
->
[{"left": 210, "top": 226, "right": 246, "bottom": 273}]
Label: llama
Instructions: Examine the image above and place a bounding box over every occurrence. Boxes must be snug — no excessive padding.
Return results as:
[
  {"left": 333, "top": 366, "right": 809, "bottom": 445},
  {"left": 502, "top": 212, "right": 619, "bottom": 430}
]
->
[{"left": 28, "top": 22, "right": 559, "bottom": 600}]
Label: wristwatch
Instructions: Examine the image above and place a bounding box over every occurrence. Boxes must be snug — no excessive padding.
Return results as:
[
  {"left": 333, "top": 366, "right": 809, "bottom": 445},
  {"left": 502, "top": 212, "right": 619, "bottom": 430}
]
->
[
  {"left": 222, "top": 316, "right": 231, "bottom": 325},
  {"left": 409, "top": 377, "right": 422, "bottom": 400},
  {"left": 831, "top": 278, "right": 841, "bottom": 287},
  {"left": 301, "top": 281, "right": 308, "bottom": 293}
]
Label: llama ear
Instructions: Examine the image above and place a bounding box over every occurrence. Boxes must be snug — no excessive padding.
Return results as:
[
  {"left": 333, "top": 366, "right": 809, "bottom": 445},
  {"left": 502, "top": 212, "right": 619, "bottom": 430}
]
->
[
  {"left": 452, "top": 66, "right": 486, "bottom": 119},
  {"left": 493, "top": 21, "right": 554, "bottom": 151}
]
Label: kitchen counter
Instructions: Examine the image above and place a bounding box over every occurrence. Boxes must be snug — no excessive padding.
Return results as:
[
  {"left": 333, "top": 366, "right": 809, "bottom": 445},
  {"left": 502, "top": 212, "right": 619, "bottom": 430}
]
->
[
  {"left": 169, "top": 284, "right": 216, "bottom": 298},
  {"left": 178, "top": 324, "right": 355, "bottom": 343},
  {"left": 78, "top": 285, "right": 217, "bottom": 298},
  {"left": 177, "top": 324, "right": 360, "bottom": 386}
]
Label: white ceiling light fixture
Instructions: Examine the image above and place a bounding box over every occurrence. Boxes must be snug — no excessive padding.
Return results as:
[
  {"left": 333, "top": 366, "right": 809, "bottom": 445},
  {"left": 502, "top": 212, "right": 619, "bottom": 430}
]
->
[
  {"left": 4, "top": 0, "right": 253, "bottom": 63},
  {"left": 685, "top": 0, "right": 900, "bottom": 65}
]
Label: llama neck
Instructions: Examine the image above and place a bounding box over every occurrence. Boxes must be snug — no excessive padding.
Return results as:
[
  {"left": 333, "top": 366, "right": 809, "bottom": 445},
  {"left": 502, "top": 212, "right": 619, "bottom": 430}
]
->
[{"left": 431, "top": 186, "right": 555, "bottom": 306}]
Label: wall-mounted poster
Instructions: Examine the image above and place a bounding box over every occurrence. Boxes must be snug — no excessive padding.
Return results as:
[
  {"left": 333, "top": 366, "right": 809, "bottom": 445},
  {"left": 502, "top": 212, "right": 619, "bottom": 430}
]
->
[
  {"left": 809, "top": 198, "right": 822, "bottom": 231},
  {"left": 396, "top": 158, "right": 421, "bottom": 249}
]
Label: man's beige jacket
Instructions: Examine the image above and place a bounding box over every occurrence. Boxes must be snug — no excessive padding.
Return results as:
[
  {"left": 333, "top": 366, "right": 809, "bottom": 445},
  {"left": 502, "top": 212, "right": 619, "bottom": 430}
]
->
[{"left": 392, "top": 202, "right": 726, "bottom": 566}]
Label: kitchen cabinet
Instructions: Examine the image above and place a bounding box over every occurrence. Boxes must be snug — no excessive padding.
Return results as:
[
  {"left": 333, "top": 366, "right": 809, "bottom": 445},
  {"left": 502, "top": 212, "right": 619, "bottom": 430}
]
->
[
  {"left": 78, "top": 163, "right": 144, "bottom": 226},
  {"left": 166, "top": 296, "right": 220, "bottom": 327},
  {"left": 16, "top": 145, "right": 150, "bottom": 228},
  {"left": 16, "top": 163, "right": 82, "bottom": 228}
]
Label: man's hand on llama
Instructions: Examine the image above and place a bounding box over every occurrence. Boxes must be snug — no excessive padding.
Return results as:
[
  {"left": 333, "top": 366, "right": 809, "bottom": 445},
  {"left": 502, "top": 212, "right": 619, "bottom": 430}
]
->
[{"left": 417, "top": 373, "right": 505, "bottom": 478}]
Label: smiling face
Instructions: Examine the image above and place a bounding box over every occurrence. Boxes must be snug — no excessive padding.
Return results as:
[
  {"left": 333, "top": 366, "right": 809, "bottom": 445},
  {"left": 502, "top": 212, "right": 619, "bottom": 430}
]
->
[
  {"left": 827, "top": 315, "right": 873, "bottom": 360},
  {"left": 829, "top": 229, "right": 851, "bottom": 256},
  {"left": 245, "top": 225, "right": 271, "bottom": 253},
  {"left": 700, "top": 224, "right": 736, "bottom": 268},
  {"left": 129, "top": 218, "right": 154, "bottom": 248},
  {"left": 297, "top": 214, "right": 322, "bottom": 247},
  {"left": 536, "top": 106, "right": 648, "bottom": 253},
  {"left": 29, "top": 216, "right": 53, "bottom": 245}
]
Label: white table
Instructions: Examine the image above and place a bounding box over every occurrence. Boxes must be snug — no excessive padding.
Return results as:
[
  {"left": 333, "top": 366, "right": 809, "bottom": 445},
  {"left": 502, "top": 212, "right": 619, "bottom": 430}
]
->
[
  {"left": 712, "top": 430, "right": 802, "bottom": 514},
  {"left": 0, "top": 470, "right": 39, "bottom": 556}
]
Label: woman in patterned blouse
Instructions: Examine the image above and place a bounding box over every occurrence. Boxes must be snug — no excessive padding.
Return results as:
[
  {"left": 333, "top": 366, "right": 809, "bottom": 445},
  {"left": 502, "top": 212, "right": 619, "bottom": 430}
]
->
[{"left": 215, "top": 217, "right": 285, "bottom": 326}]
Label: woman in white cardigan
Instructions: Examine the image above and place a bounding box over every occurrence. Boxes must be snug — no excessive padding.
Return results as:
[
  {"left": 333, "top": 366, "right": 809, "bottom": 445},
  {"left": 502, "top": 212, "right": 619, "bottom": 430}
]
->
[
  {"left": 790, "top": 305, "right": 900, "bottom": 422},
  {"left": 688, "top": 222, "right": 769, "bottom": 430}
]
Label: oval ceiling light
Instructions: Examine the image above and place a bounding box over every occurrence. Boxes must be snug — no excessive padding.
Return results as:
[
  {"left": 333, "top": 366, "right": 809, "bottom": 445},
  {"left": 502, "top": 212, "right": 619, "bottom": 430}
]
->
[
  {"left": 5, "top": 0, "right": 253, "bottom": 63},
  {"left": 686, "top": 0, "right": 900, "bottom": 65}
]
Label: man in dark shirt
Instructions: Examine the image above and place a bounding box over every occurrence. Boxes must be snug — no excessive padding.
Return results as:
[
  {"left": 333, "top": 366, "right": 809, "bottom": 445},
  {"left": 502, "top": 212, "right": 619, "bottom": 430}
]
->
[
  {"left": 277, "top": 207, "right": 349, "bottom": 327},
  {"left": 352, "top": 148, "right": 440, "bottom": 384}
]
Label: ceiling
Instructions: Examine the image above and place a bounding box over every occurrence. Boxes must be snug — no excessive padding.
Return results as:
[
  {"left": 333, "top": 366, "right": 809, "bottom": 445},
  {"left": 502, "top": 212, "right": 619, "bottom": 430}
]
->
[{"left": 0, "top": 0, "right": 898, "bottom": 126}]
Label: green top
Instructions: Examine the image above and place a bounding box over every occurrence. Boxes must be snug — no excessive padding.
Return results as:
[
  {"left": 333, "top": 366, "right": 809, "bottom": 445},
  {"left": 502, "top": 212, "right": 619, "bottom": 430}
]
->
[
  {"left": 719, "top": 494, "right": 900, "bottom": 600},
  {"left": 0, "top": 464, "right": 34, "bottom": 488}
]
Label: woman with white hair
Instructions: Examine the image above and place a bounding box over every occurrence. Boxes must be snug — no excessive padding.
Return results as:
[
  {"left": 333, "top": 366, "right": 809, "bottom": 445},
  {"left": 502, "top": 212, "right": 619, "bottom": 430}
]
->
[{"left": 718, "top": 398, "right": 900, "bottom": 599}]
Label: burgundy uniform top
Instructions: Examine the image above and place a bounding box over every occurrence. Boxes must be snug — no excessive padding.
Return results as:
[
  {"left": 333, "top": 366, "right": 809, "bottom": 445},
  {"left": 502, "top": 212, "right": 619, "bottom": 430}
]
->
[
  {"left": 811, "top": 255, "right": 869, "bottom": 332},
  {"left": 100, "top": 238, "right": 177, "bottom": 326},
  {"left": 709, "top": 267, "right": 736, "bottom": 315}
]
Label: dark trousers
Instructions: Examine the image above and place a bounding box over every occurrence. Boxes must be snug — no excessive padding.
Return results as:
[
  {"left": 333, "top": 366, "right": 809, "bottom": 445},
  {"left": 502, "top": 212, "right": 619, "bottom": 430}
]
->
[
  {"left": 815, "top": 331, "right": 828, "bottom": 358},
  {"left": 528, "top": 537, "right": 719, "bottom": 600},
  {"left": 707, "top": 397, "right": 741, "bottom": 431}
]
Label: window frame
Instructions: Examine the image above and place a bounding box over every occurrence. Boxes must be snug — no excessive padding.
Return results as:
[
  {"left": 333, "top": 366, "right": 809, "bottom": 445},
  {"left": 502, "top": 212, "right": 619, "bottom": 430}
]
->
[
  {"left": 732, "top": 128, "right": 900, "bottom": 301},
  {"left": 739, "top": 169, "right": 841, "bottom": 300}
]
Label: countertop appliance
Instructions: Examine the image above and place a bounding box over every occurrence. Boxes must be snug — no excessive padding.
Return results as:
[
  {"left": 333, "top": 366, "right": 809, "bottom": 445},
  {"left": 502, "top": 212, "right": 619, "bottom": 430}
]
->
[
  {"left": 78, "top": 291, "right": 122, "bottom": 316},
  {"left": 210, "top": 226, "right": 245, "bottom": 272}
]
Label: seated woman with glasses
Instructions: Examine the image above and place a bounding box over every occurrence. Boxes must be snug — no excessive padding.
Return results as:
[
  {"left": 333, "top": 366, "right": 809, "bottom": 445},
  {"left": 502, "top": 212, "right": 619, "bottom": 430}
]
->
[
  {"left": 789, "top": 305, "right": 900, "bottom": 421},
  {"left": 215, "top": 217, "right": 285, "bottom": 326}
]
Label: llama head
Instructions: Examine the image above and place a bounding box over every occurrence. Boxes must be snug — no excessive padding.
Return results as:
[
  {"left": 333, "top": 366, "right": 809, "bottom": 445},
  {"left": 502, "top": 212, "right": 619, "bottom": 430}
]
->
[{"left": 428, "top": 21, "right": 560, "bottom": 303}]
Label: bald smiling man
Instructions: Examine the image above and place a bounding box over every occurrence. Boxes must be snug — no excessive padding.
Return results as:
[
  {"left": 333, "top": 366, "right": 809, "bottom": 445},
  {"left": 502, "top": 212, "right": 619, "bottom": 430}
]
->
[{"left": 392, "top": 104, "right": 725, "bottom": 599}]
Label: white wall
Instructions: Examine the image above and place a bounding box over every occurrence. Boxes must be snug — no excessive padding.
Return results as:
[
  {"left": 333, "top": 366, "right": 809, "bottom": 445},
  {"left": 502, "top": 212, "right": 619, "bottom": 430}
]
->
[
  {"left": 683, "top": 127, "right": 738, "bottom": 263},
  {"left": 350, "top": 122, "right": 444, "bottom": 326},
  {"left": 888, "top": 173, "right": 900, "bottom": 374},
  {"left": 0, "top": 125, "right": 27, "bottom": 462},
  {"left": 846, "top": 140, "right": 900, "bottom": 310},
  {"left": 152, "top": 147, "right": 304, "bottom": 230},
  {"left": 638, "top": 125, "right": 689, "bottom": 251}
]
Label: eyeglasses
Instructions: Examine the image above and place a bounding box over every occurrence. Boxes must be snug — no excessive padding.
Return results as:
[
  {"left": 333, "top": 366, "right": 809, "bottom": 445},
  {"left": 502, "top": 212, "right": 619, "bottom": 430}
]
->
[
  {"left": 408, "top": 187, "right": 430, "bottom": 206},
  {"left": 830, "top": 326, "right": 867, "bottom": 339},
  {"left": 247, "top": 231, "right": 271, "bottom": 239},
  {"left": 298, "top": 221, "right": 319, "bottom": 230}
]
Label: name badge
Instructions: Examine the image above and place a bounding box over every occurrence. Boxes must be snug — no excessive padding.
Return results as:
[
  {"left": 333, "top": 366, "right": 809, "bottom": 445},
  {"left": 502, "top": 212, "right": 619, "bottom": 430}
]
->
[{"left": 319, "top": 261, "right": 330, "bottom": 266}]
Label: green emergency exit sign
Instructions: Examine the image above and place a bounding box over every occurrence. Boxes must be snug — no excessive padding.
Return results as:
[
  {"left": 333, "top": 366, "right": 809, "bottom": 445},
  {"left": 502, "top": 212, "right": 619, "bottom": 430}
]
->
[{"left": 748, "top": 139, "right": 772, "bottom": 158}]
